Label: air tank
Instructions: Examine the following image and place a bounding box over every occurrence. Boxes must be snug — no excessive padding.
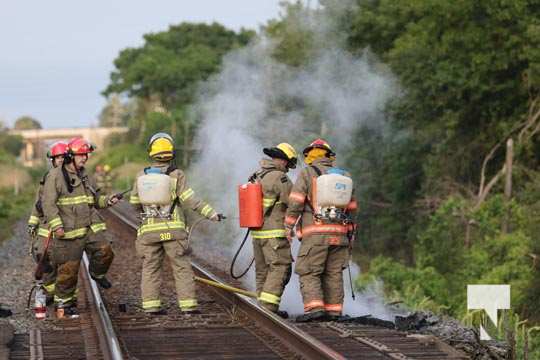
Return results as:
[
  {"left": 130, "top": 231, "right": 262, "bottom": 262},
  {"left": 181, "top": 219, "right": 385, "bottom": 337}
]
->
[
  {"left": 316, "top": 173, "right": 353, "bottom": 208},
  {"left": 137, "top": 173, "right": 172, "bottom": 205},
  {"left": 238, "top": 182, "right": 263, "bottom": 228}
]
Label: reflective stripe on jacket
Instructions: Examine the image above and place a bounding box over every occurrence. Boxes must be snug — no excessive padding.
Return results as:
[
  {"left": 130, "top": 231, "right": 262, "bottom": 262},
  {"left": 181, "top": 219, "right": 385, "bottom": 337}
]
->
[
  {"left": 42, "top": 166, "right": 111, "bottom": 238},
  {"left": 130, "top": 162, "right": 217, "bottom": 243}
]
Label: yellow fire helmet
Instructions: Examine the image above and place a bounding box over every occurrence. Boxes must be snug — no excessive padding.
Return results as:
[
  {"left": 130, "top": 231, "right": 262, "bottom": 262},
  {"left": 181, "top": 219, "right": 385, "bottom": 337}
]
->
[
  {"left": 103, "top": 164, "right": 111, "bottom": 172},
  {"left": 148, "top": 132, "right": 175, "bottom": 161},
  {"left": 263, "top": 142, "right": 298, "bottom": 168}
]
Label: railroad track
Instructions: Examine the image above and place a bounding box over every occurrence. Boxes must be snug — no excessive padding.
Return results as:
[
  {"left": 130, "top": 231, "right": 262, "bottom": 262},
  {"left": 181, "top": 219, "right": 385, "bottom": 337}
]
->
[{"left": 7, "top": 204, "right": 469, "bottom": 359}]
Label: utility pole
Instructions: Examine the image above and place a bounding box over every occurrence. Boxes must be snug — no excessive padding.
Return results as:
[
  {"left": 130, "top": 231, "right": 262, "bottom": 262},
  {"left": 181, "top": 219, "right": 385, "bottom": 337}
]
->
[{"left": 502, "top": 138, "right": 513, "bottom": 233}]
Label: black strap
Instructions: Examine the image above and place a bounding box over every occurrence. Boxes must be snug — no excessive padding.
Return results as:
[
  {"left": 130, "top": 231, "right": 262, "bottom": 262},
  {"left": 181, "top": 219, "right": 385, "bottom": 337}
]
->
[
  {"left": 165, "top": 163, "right": 177, "bottom": 175},
  {"left": 168, "top": 168, "right": 180, "bottom": 217},
  {"left": 310, "top": 165, "right": 323, "bottom": 176},
  {"left": 248, "top": 169, "right": 274, "bottom": 183},
  {"left": 61, "top": 165, "right": 74, "bottom": 193},
  {"left": 306, "top": 166, "right": 324, "bottom": 212}
]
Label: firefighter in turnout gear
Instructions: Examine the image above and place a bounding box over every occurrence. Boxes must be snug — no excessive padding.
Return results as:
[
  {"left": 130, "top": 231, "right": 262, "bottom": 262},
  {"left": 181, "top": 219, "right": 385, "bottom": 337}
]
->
[
  {"left": 27, "top": 141, "right": 69, "bottom": 301},
  {"left": 284, "top": 139, "right": 358, "bottom": 322},
  {"left": 42, "top": 138, "right": 119, "bottom": 317},
  {"left": 249, "top": 143, "right": 296, "bottom": 316},
  {"left": 95, "top": 165, "right": 105, "bottom": 189},
  {"left": 130, "top": 132, "right": 222, "bottom": 314},
  {"left": 95, "top": 165, "right": 113, "bottom": 193},
  {"left": 103, "top": 164, "right": 113, "bottom": 193}
]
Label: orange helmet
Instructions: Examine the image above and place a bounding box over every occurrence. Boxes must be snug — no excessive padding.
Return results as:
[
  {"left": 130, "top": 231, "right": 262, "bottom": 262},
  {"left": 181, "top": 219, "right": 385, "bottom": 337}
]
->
[
  {"left": 47, "top": 141, "right": 68, "bottom": 159},
  {"left": 302, "top": 138, "right": 335, "bottom": 157},
  {"left": 68, "top": 137, "right": 95, "bottom": 155}
]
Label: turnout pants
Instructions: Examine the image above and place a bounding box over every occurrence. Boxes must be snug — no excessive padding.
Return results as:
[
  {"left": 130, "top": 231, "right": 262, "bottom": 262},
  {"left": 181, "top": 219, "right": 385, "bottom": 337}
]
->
[
  {"left": 137, "top": 239, "right": 197, "bottom": 312},
  {"left": 31, "top": 234, "right": 56, "bottom": 295},
  {"left": 252, "top": 237, "right": 292, "bottom": 312},
  {"left": 50, "top": 231, "right": 114, "bottom": 305},
  {"left": 295, "top": 239, "right": 349, "bottom": 316}
]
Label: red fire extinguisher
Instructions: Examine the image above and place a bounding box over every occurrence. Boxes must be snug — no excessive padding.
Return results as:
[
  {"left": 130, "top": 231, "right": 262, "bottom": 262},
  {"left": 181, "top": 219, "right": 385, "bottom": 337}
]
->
[{"left": 238, "top": 182, "right": 263, "bottom": 228}]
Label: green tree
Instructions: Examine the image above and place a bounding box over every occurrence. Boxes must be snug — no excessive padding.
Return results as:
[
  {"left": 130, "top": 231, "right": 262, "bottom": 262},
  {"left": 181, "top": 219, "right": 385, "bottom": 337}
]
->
[
  {"left": 0, "top": 130, "right": 23, "bottom": 158},
  {"left": 103, "top": 22, "right": 254, "bottom": 108},
  {"left": 343, "top": 0, "right": 540, "bottom": 189},
  {"left": 14, "top": 116, "right": 41, "bottom": 130},
  {"left": 264, "top": 1, "right": 315, "bottom": 67}
]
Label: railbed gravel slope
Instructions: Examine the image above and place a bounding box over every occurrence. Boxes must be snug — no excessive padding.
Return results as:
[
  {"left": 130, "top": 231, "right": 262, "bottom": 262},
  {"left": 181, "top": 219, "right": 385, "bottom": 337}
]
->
[
  {"left": 0, "top": 218, "right": 49, "bottom": 333},
  {"left": 0, "top": 217, "right": 115, "bottom": 333}
]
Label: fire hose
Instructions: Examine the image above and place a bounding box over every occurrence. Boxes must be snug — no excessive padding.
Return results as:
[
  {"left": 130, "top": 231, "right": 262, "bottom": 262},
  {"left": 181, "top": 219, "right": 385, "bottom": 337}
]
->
[{"left": 230, "top": 229, "right": 254, "bottom": 279}]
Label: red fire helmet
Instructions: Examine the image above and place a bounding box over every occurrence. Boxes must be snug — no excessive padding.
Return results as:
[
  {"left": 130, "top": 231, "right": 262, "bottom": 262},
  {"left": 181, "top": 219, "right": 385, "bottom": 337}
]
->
[
  {"left": 68, "top": 137, "right": 95, "bottom": 155},
  {"left": 302, "top": 138, "right": 335, "bottom": 157},
  {"left": 47, "top": 141, "right": 68, "bottom": 158}
]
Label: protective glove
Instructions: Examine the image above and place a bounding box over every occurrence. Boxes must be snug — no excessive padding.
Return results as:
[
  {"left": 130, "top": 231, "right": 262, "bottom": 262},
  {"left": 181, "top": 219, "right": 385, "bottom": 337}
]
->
[
  {"left": 55, "top": 227, "right": 65, "bottom": 238},
  {"left": 209, "top": 213, "right": 226, "bottom": 222},
  {"left": 107, "top": 196, "right": 120, "bottom": 206},
  {"left": 285, "top": 227, "right": 294, "bottom": 243},
  {"left": 27, "top": 224, "right": 37, "bottom": 237}
]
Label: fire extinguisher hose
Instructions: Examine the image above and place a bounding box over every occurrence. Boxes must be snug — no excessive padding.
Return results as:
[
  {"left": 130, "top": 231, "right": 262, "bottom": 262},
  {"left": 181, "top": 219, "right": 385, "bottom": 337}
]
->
[{"left": 230, "top": 229, "right": 254, "bottom": 279}]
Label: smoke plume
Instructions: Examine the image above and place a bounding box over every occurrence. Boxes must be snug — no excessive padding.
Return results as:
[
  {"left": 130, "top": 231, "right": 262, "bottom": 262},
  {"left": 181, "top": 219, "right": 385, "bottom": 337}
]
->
[{"left": 189, "top": 3, "right": 400, "bottom": 319}]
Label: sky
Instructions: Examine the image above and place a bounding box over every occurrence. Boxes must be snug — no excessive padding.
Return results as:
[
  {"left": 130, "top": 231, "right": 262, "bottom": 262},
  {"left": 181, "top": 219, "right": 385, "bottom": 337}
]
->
[{"left": 0, "top": 0, "right": 282, "bottom": 129}]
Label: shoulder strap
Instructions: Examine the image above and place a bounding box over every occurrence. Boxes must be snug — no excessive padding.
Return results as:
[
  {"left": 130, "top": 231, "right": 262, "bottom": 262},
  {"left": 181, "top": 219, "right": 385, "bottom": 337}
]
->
[
  {"left": 165, "top": 163, "right": 177, "bottom": 175},
  {"left": 248, "top": 169, "right": 275, "bottom": 183},
  {"left": 310, "top": 165, "right": 323, "bottom": 177},
  {"left": 168, "top": 172, "right": 180, "bottom": 217},
  {"left": 61, "top": 166, "right": 74, "bottom": 193},
  {"left": 306, "top": 166, "right": 324, "bottom": 212}
]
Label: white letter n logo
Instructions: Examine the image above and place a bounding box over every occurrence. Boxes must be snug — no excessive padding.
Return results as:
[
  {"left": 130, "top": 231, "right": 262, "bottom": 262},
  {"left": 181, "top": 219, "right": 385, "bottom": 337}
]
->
[{"left": 467, "top": 285, "right": 510, "bottom": 340}]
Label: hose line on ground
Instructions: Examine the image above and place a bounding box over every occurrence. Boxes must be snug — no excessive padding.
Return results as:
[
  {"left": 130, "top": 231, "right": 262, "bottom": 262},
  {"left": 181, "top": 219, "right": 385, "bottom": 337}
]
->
[
  {"left": 187, "top": 217, "right": 256, "bottom": 297},
  {"left": 230, "top": 229, "right": 254, "bottom": 279}
]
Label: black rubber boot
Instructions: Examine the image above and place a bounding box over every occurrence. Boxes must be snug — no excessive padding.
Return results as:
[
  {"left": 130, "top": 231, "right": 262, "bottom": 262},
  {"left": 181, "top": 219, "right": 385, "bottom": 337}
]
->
[
  {"left": 64, "top": 305, "right": 80, "bottom": 318},
  {"left": 146, "top": 309, "right": 168, "bottom": 316},
  {"left": 0, "top": 306, "right": 12, "bottom": 318},
  {"left": 45, "top": 294, "right": 54, "bottom": 306},
  {"left": 296, "top": 310, "right": 326, "bottom": 323},
  {"left": 275, "top": 310, "right": 289, "bottom": 319},
  {"left": 182, "top": 309, "right": 201, "bottom": 315},
  {"left": 91, "top": 276, "right": 112, "bottom": 289},
  {"left": 56, "top": 304, "right": 79, "bottom": 319},
  {"left": 325, "top": 314, "right": 341, "bottom": 322}
]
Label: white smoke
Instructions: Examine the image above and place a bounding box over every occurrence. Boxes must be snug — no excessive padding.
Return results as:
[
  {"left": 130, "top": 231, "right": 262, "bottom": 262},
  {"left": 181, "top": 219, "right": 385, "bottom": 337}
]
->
[{"left": 189, "top": 3, "right": 400, "bottom": 319}]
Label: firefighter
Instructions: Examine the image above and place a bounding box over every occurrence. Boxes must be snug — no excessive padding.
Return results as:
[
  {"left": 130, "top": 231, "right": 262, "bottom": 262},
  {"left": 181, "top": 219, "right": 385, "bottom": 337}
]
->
[
  {"left": 42, "top": 138, "right": 119, "bottom": 317},
  {"left": 95, "top": 165, "right": 105, "bottom": 190},
  {"left": 284, "top": 139, "right": 357, "bottom": 322},
  {"left": 249, "top": 143, "right": 296, "bottom": 317},
  {"left": 27, "top": 141, "right": 69, "bottom": 301},
  {"left": 129, "top": 132, "right": 223, "bottom": 315},
  {"left": 103, "top": 164, "right": 113, "bottom": 193}
]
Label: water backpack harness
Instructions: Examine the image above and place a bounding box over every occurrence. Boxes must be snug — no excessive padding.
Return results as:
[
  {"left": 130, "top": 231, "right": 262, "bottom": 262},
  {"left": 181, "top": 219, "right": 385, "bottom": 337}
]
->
[
  {"left": 230, "top": 169, "right": 278, "bottom": 279},
  {"left": 301, "top": 165, "right": 357, "bottom": 299}
]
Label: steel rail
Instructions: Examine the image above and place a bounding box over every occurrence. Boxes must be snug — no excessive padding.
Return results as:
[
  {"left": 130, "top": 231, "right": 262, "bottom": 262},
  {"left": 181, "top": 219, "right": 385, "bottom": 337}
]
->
[
  {"left": 81, "top": 252, "right": 124, "bottom": 360},
  {"left": 108, "top": 206, "right": 345, "bottom": 360}
]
